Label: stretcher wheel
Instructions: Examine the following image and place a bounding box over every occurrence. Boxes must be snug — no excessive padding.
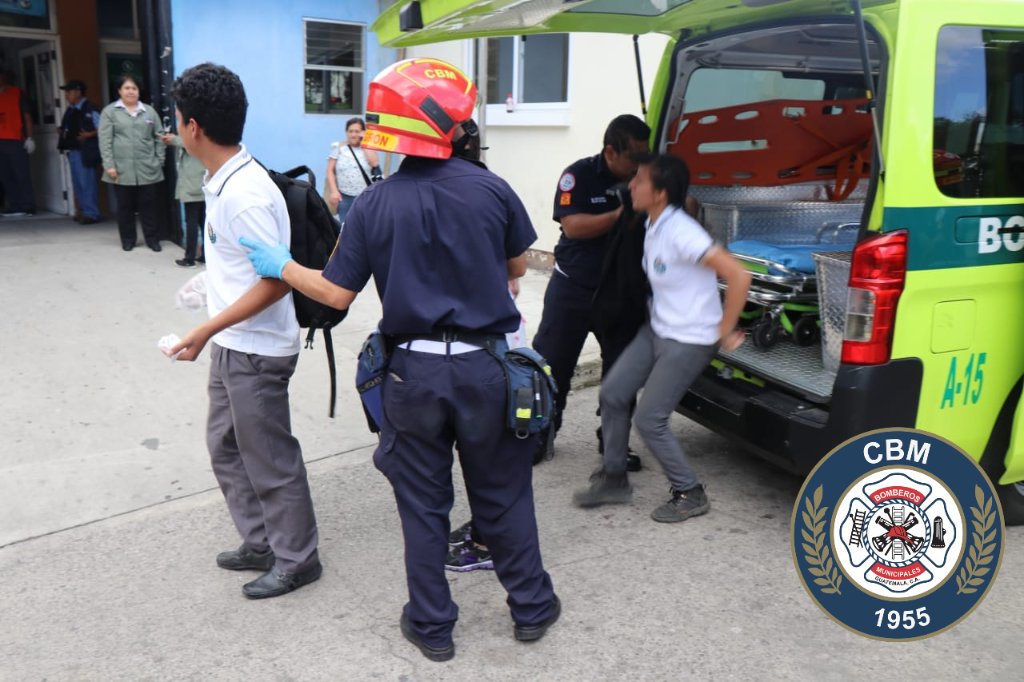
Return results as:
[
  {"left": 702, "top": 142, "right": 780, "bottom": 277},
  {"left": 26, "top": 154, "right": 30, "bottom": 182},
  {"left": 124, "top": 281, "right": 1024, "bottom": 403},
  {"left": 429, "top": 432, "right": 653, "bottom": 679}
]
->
[
  {"left": 793, "top": 316, "right": 820, "bottom": 346},
  {"left": 752, "top": 318, "right": 780, "bottom": 348}
]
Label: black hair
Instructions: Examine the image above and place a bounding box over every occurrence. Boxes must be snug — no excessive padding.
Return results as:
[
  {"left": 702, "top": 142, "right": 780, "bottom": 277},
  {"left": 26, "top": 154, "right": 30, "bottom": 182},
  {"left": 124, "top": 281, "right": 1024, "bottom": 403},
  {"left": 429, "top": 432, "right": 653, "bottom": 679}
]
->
[
  {"left": 603, "top": 114, "right": 651, "bottom": 154},
  {"left": 637, "top": 153, "right": 691, "bottom": 208},
  {"left": 345, "top": 117, "right": 366, "bottom": 131},
  {"left": 171, "top": 63, "right": 248, "bottom": 146},
  {"left": 116, "top": 74, "right": 139, "bottom": 91}
]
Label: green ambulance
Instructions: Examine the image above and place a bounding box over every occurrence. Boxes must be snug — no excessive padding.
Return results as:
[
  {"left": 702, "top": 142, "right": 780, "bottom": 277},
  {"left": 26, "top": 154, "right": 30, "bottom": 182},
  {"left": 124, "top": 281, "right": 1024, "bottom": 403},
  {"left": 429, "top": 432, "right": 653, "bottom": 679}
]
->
[{"left": 373, "top": 0, "right": 1024, "bottom": 523}]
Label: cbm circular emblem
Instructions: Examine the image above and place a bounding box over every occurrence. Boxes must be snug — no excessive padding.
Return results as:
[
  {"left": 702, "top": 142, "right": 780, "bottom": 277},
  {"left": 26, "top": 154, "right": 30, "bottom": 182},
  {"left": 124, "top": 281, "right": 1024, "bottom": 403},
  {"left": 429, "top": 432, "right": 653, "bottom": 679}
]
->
[{"left": 791, "top": 429, "right": 1004, "bottom": 640}]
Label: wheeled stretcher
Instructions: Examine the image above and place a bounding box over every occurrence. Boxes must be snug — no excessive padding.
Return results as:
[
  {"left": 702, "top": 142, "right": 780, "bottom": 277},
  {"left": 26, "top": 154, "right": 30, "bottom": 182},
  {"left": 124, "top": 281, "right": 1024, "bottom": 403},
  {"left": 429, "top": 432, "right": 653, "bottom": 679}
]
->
[
  {"left": 707, "top": 212, "right": 860, "bottom": 348},
  {"left": 720, "top": 241, "right": 823, "bottom": 348}
]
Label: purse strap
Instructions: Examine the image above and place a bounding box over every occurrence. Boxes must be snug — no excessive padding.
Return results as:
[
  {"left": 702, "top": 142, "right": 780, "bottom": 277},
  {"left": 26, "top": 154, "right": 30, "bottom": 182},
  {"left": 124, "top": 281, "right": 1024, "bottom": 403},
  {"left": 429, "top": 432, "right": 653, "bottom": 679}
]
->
[{"left": 347, "top": 145, "right": 372, "bottom": 187}]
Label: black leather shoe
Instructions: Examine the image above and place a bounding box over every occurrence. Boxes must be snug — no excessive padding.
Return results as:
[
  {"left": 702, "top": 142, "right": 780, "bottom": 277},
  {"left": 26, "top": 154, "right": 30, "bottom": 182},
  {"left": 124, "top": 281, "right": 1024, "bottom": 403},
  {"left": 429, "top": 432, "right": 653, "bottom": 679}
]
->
[
  {"left": 514, "top": 595, "right": 561, "bottom": 642},
  {"left": 400, "top": 614, "right": 455, "bottom": 662},
  {"left": 216, "top": 544, "right": 275, "bottom": 571},
  {"left": 147, "top": 241, "right": 162, "bottom": 252},
  {"left": 242, "top": 561, "right": 322, "bottom": 599},
  {"left": 122, "top": 241, "right": 135, "bottom": 251}
]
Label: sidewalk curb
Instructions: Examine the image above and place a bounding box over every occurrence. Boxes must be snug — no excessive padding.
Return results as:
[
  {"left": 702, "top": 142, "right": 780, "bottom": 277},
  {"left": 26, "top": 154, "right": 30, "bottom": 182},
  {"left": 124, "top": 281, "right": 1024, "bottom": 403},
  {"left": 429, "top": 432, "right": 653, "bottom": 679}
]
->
[{"left": 572, "top": 356, "right": 603, "bottom": 392}]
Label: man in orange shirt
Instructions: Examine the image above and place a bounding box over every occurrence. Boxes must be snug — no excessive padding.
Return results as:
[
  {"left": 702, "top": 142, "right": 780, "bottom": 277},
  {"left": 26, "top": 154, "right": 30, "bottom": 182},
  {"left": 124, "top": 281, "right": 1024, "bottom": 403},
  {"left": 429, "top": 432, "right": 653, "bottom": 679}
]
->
[{"left": 0, "top": 70, "right": 36, "bottom": 216}]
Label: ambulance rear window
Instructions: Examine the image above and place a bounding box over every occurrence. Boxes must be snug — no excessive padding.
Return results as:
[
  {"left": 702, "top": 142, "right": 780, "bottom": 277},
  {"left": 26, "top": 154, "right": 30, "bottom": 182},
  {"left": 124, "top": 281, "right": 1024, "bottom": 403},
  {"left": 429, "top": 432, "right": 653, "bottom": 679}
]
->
[
  {"left": 684, "top": 69, "right": 825, "bottom": 112},
  {"left": 934, "top": 26, "right": 1024, "bottom": 198}
]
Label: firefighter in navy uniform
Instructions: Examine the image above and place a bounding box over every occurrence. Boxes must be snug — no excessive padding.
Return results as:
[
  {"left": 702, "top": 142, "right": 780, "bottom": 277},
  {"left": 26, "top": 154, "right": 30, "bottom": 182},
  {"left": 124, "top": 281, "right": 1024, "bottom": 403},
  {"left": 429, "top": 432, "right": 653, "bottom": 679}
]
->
[
  {"left": 241, "top": 58, "right": 559, "bottom": 662},
  {"left": 532, "top": 115, "right": 650, "bottom": 464}
]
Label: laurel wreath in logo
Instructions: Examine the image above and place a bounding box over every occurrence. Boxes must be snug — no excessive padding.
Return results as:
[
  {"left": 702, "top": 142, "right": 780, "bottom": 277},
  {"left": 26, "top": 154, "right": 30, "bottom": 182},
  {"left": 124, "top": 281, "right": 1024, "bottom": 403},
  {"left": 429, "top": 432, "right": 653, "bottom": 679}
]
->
[
  {"left": 800, "top": 484, "right": 843, "bottom": 596},
  {"left": 955, "top": 485, "right": 997, "bottom": 595}
]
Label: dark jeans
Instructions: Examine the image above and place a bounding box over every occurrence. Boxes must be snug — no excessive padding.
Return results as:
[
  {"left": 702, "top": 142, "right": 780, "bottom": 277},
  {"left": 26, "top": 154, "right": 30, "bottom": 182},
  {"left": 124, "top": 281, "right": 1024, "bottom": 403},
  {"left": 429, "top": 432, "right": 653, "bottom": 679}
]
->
[
  {"left": 182, "top": 201, "right": 206, "bottom": 261},
  {"left": 0, "top": 139, "right": 35, "bottom": 213},
  {"left": 336, "top": 191, "right": 357, "bottom": 225},
  {"left": 68, "top": 150, "right": 100, "bottom": 220},
  {"left": 114, "top": 182, "right": 160, "bottom": 246}
]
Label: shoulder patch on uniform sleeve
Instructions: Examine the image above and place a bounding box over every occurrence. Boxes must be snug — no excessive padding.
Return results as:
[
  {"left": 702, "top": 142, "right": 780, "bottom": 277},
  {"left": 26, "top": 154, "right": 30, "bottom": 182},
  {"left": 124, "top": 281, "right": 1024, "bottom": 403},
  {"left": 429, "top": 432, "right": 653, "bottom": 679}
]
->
[
  {"left": 558, "top": 172, "right": 576, "bottom": 192},
  {"left": 559, "top": 192, "right": 572, "bottom": 206}
]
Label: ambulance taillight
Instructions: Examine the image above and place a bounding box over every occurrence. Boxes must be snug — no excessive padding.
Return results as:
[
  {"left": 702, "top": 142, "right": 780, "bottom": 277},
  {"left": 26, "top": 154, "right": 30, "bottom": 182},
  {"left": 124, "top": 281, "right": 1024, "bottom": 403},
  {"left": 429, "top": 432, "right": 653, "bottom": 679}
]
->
[{"left": 841, "top": 231, "right": 908, "bottom": 365}]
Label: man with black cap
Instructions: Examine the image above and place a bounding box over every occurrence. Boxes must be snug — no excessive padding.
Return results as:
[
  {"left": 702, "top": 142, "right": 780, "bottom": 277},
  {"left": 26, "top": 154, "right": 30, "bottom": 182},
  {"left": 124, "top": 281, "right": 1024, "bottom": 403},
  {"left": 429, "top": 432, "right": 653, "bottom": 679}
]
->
[{"left": 58, "top": 80, "right": 102, "bottom": 224}]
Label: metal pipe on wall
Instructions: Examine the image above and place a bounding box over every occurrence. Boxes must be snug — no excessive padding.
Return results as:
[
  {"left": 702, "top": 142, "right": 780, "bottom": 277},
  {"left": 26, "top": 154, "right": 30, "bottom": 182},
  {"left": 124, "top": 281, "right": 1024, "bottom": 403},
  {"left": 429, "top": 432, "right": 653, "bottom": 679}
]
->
[{"left": 138, "top": 0, "right": 177, "bottom": 241}]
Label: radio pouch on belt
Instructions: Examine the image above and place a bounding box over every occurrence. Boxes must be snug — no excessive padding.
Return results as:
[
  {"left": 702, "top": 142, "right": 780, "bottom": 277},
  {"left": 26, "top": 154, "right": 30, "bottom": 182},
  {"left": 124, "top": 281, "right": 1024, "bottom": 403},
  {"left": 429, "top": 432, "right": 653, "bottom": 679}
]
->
[
  {"left": 498, "top": 347, "right": 558, "bottom": 439},
  {"left": 355, "top": 330, "right": 390, "bottom": 433}
]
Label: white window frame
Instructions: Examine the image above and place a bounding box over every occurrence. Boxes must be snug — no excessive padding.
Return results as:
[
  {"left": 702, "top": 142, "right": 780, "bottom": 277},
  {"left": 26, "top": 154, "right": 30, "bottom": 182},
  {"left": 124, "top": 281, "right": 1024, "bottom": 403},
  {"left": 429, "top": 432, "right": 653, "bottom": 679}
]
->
[
  {"left": 303, "top": 17, "right": 366, "bottom": 116},
  {"left": 465, "top": 35, "right": 572, "bottom": 127}
]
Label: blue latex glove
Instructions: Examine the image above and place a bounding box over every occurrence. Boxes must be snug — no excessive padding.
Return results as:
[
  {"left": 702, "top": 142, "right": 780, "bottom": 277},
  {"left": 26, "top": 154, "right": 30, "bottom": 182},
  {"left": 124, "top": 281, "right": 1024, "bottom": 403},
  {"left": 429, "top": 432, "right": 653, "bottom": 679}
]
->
[{"left": 239, "top": 236, "right": 293, "bottom": 279}]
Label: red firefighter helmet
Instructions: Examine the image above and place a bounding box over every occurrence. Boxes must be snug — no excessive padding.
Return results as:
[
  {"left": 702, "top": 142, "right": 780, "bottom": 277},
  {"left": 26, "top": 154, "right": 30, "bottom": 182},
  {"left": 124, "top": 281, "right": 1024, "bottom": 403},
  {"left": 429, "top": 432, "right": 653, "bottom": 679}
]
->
[{"left": 362, "top": 58, "right": 477, "bottom": 160}]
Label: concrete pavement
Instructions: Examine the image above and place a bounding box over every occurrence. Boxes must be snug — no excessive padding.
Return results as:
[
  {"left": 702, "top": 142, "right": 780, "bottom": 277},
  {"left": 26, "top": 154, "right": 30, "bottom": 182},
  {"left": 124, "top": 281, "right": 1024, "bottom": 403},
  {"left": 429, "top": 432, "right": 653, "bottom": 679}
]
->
[
  {"left": 1, "top": 217, "right": 1022, "bottom": 680},
  {"left": 0, "top": 216, "right": 597, "bottom": 548}
]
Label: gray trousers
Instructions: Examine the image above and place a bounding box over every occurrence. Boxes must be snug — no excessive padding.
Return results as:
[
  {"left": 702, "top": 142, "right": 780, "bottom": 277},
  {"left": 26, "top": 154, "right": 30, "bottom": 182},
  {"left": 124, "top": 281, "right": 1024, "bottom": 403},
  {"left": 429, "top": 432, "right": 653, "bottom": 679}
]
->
[
  {"left": 599, "top": 323, "right": 717, "bottom": 492},
  {"left": 207, "top": 343, "right": 319, "bottom": 572}
]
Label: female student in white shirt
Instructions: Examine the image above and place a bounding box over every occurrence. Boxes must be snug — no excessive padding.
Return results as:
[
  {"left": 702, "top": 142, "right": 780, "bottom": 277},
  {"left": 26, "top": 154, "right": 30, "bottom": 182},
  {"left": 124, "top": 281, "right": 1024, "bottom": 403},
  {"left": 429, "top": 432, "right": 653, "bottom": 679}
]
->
[{"left": 573, "top": 153, "right": 751, "bottom": 523}]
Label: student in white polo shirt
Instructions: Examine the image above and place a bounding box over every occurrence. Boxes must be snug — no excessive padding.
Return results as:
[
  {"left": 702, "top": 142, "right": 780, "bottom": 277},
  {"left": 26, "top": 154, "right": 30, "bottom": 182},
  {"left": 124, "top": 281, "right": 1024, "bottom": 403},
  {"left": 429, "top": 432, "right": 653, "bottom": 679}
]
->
[
  {"left": 573, "top": 153, "right": 751, "bottom": 523},
  {"left": 168, "top": 63, "right": 321, "bottom": 599}
]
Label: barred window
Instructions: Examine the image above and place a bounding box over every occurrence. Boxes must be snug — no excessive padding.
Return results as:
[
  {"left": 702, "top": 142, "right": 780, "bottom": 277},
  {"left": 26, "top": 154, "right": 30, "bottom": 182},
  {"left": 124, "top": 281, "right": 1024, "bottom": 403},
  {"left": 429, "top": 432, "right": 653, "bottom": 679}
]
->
[{"left": 304, "top": 19, "right": 364, "bottom": 115}]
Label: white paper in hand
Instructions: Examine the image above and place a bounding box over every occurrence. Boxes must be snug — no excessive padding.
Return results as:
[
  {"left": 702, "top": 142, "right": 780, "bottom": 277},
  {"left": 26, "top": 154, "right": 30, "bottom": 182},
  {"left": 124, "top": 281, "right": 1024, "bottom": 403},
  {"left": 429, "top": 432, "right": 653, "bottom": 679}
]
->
[{"left": 158, "top": 333, "right": 184, "bottom": 362}]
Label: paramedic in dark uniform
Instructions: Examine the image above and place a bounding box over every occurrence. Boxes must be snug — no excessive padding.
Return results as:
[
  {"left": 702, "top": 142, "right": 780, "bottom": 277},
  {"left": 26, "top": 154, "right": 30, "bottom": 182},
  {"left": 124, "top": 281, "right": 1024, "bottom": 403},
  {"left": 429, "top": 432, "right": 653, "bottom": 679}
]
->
[
  {"left": 240, "top": 58, "right": 559, "bottom": 662},
  {"left": 532, "top": 115, "right": 651, "bottom": 463}
]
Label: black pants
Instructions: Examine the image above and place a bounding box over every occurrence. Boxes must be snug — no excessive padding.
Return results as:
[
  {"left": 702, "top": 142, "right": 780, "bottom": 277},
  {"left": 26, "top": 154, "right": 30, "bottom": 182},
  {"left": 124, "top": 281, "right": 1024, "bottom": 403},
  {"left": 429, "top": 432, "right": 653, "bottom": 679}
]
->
[
  {"left": 532, "top": 270, "right": 615, "bottom": 434},
  {"left": 182, "top": 201, "right": 206, "bottom": 261},
  {"left": 114, "top": 183, "right": 160, "bottom": 246},
  {"left": 375, "top": 348, "right": 556, "bottom": 647},
  {"left": 0, "top": 139, "right": 35, "bottom": 213}
]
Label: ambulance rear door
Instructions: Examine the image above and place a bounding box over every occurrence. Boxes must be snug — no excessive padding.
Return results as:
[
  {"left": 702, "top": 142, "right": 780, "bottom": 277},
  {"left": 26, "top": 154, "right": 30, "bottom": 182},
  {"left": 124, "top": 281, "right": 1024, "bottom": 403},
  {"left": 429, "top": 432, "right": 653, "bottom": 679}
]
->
[{"left": 372, "top": 0, "right": 856, "bottom": 47}]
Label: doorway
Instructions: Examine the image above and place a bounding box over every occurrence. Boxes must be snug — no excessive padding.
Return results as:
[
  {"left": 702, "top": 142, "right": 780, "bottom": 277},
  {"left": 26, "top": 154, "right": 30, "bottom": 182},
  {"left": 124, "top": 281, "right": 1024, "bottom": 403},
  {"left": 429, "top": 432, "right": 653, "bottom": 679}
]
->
[
  {"left": 20, "top": 39, "right": 66, "bottom": 214},
  {"left": 0, "top": 32, "right": 67, "bottom": 216}
]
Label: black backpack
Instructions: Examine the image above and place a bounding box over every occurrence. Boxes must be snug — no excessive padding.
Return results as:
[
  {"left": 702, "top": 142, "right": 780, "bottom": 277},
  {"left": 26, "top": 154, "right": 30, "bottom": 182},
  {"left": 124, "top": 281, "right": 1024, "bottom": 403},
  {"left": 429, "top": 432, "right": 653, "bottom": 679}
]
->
[{"left": 261, "top": 163, "right": 348, "bottom": 417}]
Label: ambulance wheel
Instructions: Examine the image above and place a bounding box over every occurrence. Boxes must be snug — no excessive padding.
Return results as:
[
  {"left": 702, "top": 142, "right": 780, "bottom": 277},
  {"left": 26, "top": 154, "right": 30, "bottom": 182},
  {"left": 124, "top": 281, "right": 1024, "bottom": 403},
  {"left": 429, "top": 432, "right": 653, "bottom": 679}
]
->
[
  {"left": 997, "top": 482, "right": 1024, "bottom": 526},
  {"left": 752, "top": 319, "right": 779, "bottom": 348},
  {"left": 793, "top": 316, "right": 820, "bottom": 346}
]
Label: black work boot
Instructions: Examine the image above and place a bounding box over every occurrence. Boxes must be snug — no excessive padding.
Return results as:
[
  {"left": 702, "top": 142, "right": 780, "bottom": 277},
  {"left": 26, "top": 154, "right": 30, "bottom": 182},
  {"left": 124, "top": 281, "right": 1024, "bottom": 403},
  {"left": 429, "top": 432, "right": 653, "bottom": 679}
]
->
[
  {"left": 651, "top": 485, "right": 710, "bottom": 523},
  {"left": 572, "top": 470, "right": 632, "bottom": 508}
]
